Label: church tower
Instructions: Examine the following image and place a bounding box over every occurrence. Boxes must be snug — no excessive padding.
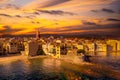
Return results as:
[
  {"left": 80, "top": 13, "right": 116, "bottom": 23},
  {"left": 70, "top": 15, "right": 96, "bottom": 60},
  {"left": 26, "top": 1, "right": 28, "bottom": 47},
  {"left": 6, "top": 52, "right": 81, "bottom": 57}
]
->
[{"left": 36, "top": 29, "right": 40, "bottom": 39}]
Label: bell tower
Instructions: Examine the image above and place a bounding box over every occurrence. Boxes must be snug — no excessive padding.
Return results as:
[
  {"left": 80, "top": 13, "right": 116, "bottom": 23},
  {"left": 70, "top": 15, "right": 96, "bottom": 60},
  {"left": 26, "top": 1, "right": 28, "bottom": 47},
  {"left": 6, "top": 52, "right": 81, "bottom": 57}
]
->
[{"left": 36, "top": 29, "right": 40, "bottom": 39}]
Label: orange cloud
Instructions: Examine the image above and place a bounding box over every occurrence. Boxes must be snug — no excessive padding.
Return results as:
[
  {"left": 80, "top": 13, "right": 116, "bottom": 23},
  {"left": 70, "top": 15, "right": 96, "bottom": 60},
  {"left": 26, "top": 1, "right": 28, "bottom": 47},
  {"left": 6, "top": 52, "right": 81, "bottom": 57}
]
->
[{"left": 0, "top": 0, "right": 119, "bottom": 35}]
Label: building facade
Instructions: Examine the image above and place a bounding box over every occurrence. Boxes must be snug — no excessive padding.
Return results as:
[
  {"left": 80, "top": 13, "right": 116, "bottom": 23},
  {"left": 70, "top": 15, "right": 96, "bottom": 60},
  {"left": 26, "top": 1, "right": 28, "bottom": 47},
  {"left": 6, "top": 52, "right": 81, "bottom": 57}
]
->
[{"left": 24, "top": 41, "right": 39, "bottom": 56}]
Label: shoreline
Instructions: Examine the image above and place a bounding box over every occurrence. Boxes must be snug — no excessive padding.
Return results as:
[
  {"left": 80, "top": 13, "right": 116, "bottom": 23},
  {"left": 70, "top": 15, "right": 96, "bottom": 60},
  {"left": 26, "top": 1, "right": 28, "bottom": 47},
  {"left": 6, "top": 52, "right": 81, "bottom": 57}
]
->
[
  {"left": 0, "top": 55, "right": 120, "bottom": 79},
  {"left": 58, "top": 55, "right": 120, "bottom": 79}
]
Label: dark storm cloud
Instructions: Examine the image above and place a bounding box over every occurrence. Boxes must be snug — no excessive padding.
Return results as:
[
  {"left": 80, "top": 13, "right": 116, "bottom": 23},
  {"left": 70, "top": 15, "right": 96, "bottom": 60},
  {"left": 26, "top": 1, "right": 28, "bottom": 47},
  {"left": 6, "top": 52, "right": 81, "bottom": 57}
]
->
[
  {"left": 107, "top": 18, "right": 120, "bottom": 21},
  {"left": 35, "top": 10, "right": 75, "bottom": 15},
  {"left": 31, "top": 21, "right": 35, "bottom": 24},
  {"left": 0, "top": 4, "right": 19, "bottom": 10},
  {"left": 91, "top": 8, "right": 116, "bottom": 13},
  {"left": 0, "top": 10, "right": 74, "bottom": 19},
  {"left": 25, "top": 15, "right": 36, "bottom": 19},
  {"left": 0, "top": 13, "right": 11, "bottom": 17},
  {"left": 0, "top": 13, "right": 34, "bottom": 18},
  {"left": 15, "top": 15, "right": 21, "bottom": 17},
  {"left": 63, "top": 23, "right": 120, "bottom": 32},
  {"left": 31, "top": 21, "right": 40, "bottom": 24},
  {"left": 36, "top": 27, "right": 71, "bottom": 33},
  {"left": 91, "top": 10, "right": 98, "bottom": 12},
  {"left": 22, "top": 10, "right": 74, "bottom": 19},
  {"left": 101, "top": 8, "right": 115, "bottom": 13},
  {"left": 0, "top": 26, "right": 23, "bottom": 34},
  {"left": 40, "top": 0, "right": 70, "bottom": 8},
  {"left": 35, "top": 23, "right": 120, "bottom": 35},
  {"left": 83, "top": 21, "right": 97, "bottom": 25},
  {"left": 110, "top": 0, "right": 120, "bottom": 11},
  {"left": 6, "top": 4, "right": 19, "bottom": 9},
  {"left": 118, "top": 10, "right": 120, "bottom": 14},
  {"left": 33, "top": 12, "right": 40, "bottom": 15},
  {"left": 0, "top": 13, "right": 24, "bottom": 18}
]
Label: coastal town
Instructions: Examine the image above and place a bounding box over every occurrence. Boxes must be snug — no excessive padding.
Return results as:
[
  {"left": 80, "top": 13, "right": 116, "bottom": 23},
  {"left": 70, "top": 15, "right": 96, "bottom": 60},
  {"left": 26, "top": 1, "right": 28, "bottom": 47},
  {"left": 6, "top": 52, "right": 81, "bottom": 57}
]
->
[
  {"left": 0, "top": 30, "right": 120, "bottom": 58},
  {"left": 0, "top": 0, "right": 120, "bottom": 79}
]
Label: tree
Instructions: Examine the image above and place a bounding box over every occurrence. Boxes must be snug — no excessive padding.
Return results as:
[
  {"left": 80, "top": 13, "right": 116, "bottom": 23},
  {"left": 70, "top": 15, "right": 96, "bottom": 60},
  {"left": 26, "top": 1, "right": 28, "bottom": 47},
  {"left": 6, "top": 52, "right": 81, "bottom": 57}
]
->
[
  {"left": 77, "top": 49, "right": 85, "bottom": 55},
  {"left": 37, "top": 49, "right": 45, "bottom": 55}
]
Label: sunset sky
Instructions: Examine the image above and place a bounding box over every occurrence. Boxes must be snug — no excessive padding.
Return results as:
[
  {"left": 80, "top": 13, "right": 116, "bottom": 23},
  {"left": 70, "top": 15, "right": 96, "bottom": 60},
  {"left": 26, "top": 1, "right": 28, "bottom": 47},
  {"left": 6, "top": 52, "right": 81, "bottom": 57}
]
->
[{"left": 0, "top": 0, "right": 120, "bottom": 35}]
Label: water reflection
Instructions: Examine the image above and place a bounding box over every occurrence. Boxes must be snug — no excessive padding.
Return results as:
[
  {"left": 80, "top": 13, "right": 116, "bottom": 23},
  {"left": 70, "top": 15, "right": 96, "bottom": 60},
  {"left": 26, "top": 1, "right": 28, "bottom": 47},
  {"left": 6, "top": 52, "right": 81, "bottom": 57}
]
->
[
  {"left": 91, "top": 51, "right": 120, "bottom": 57},
  {"left": 90, "top": 51, "right": 120, "bottom": 70},
  {"left": 42, "top": 58, "right": 61, "bottom": 72},
  {"left": 0, "top": 57, "right": 117, "bottom": 80}
]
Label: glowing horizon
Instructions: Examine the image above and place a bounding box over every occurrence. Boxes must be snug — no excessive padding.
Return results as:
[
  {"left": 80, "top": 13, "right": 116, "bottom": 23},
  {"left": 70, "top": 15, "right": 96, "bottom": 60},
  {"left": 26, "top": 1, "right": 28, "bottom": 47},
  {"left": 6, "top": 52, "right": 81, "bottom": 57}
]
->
[{"left": 0, "top": 0, "right": 120, "bottom": 35}]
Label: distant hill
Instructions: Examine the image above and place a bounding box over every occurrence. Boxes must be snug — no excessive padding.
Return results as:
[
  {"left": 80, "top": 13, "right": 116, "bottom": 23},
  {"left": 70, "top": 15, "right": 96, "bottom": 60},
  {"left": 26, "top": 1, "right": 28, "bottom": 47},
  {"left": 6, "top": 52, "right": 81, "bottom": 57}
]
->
[{"left": 0, "top": 33, "right": 120, "bottom": 39}]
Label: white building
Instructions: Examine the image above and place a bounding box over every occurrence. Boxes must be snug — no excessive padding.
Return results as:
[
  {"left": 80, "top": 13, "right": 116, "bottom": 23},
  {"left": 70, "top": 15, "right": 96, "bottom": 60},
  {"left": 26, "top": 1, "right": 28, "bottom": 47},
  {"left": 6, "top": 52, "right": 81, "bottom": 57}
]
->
[
  {"left": 47, "top": 43, "right": 54, "bottom": 53},
  {"left": 55, "top": 46, "right": 60, "bottom": 58},
  {"left": 54, "top": 40, "right": 61, "bottom": 58},
  {"left": 117, "top": 40, "right": 120, "bottom": 51},
  {"left": 6, "top": 42, "right": 18, "bottom": 53},
  {"left": 86, "top": 43, "right": 95, "bottom": 52},
  {"left": 42, "top": 44, "right": 48, "bottom": 55},
  {"left": 107, "top": 40, "right": 117, "bottom": 51},
  {"left": 76, "top": 44, "right": 84, "bottom": 50},
  {"left": 96, "top": 43, "right": 107, "bottom": 52}
]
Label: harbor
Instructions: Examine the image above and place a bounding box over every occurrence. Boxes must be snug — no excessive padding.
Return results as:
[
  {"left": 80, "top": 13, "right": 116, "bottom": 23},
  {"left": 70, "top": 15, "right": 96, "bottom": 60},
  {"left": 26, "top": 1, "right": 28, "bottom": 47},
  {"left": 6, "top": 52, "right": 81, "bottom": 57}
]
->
[
  {"left": 0, "top": 0, "right": 120, "bottom": 80},
  {"left": 0, "top": 51, "right": 120, "bottom": 80}
]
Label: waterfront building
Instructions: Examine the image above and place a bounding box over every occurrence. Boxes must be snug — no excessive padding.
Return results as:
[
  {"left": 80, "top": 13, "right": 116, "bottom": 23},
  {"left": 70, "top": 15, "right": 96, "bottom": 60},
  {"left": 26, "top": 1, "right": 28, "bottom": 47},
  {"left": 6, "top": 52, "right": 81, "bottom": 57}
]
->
[
  {"left": 43, "top": 41, "right": 62, "bottom": 57},
  {"left": 96, "top": 43, "right": 107, "bottom": 52},
  {"left": 6, "top": 42, "right": 18, "bottom": 53},
  {"left": 100, "top": 43, "right": 106, "bottom": 52},
  {"left": 17, "top": 42, "right": 24, "bottom": 53},
  {"left": 66, "top": 40, "right": 73, "bottom": 52},
  {"left": 54, "top": 40, "right": 61, "bottom": 58},
  {"left": 24, "top": 41, "right": 39, "bottom": 56},
  {"left": 55, "top": 46, "right": 60, "bottom": 58},
  {"left": 76, "top": 43, "right": 84, "bottom": 50},
  {"left": 86, "top": 43, "right": 95, "bottom": 52},
  {"left": 42, "top": 44, "right": 49, "bottom": 55},
  {"left": 60, "top": 43, "right": 67, "bottom": 55},
  {"left": 107, "top": 40, "right": 117, "bottom": 51},
  {"left": 47, "top": 43, "right": 54, "bottom": 53},
  {"left": 0, "top": 43, "right": 3, "bottom": 54},
  {"left": 117, "top": 40, "right": 120, "bottom": 51}
]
